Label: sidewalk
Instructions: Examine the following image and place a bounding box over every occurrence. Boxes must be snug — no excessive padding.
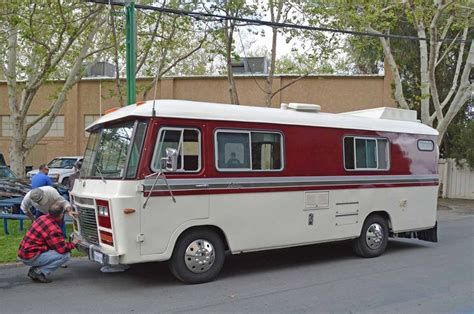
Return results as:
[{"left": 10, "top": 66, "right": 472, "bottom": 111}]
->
[{"left": 437, "top": 198, "right": 474, "bottom": 222}]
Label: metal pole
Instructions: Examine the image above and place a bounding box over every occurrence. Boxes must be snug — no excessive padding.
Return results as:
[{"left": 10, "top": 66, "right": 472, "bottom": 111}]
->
[{"left": 125, "top": 1, "right": 136, "bottom": 105}]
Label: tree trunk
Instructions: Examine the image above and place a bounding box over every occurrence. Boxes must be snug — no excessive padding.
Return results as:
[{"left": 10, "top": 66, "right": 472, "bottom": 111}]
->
[
  {"left": 9, "top": 114, "right": 27, "bottom": 177},
  {"left": 224, "top": 18, "right": 239, "bottom": 105},
  {"left": 418, "top": 30, "right": 431, "bottom": 125},
  {"left": 266, "top": 26, "right": 278, "bottom": 107}
]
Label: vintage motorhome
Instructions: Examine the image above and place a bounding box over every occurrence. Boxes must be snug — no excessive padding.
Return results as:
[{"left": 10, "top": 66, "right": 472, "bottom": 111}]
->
[{"left": 71, "top": 100, "right": 438, "bottom": 284}]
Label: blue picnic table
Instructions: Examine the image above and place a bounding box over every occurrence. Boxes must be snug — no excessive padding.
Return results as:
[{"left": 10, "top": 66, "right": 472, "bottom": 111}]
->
[
  {"left": 0, "top": 197, "right": 27, "bottom": 234},
  {"left": 0, "top": 213, "right": 28, "bottom": 235}
]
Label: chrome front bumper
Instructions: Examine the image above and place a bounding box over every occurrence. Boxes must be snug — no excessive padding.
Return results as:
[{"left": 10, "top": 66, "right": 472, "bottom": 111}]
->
[{"left": 72, "top": 232, "right": 120, "bottom": 265}]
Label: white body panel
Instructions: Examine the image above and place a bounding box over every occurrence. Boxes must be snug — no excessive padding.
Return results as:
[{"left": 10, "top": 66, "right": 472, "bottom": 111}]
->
[{"left": 72, "top": 179, "right": 437, "bottom": 265}]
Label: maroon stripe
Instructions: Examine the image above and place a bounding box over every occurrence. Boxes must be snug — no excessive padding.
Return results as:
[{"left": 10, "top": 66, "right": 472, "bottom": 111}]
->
[{"left": 143, "top": 181, "right": 439, "bottom": 197}]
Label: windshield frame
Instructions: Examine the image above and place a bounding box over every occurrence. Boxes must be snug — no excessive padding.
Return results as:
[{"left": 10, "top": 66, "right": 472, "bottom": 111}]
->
[{"left": 83, "top": 119, "right": 147, "bottom": 180}]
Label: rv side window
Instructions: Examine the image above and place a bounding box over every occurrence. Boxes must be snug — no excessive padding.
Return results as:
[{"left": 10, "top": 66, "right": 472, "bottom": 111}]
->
[
  {"left": 344, "top": 137, "right": 389, "bottom": 170},
  {"left": 151, "top": 127, "right": 201, "bottom": 173},
  {"left": 215, "top": 130, "right": 283, "bottom": 171}
]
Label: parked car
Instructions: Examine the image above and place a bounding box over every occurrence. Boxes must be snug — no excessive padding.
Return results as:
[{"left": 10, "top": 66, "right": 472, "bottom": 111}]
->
[
  {"left": 0, "top": 166, "right": 70, "bottom": 214},
  {"left": 27, "top": 156, "right": 83, "bottom": 185}
]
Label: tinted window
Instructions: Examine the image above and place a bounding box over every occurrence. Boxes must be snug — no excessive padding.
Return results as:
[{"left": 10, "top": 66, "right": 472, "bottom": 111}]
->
[
  {"left": 344, "top": 137, "right": 389, "bottom": 170},
  {"left": 216, "top": 130, "right": 283, "bottom": 171}
]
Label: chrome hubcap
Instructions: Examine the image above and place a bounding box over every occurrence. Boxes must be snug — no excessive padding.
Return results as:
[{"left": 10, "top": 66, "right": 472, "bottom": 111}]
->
[
  {"left": 365, "top": 223, "right": 384, "bottom": 249},
  {"left": 184, "top": 239, "right": 215, "bottom": 273}
]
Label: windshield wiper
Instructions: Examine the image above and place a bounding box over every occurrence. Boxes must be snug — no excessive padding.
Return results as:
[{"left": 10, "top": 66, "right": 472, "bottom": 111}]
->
[
  {"left": 143, "top": 171, "right": 176, "bottom": 208},
  {"left": 94, "top": 165, "right": 107, "bottom": 184}
]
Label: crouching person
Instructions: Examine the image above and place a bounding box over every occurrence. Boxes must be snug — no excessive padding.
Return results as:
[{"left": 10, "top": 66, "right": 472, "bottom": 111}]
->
[{"left": 17, "top": 201, "right": 79, "bottom": 283}]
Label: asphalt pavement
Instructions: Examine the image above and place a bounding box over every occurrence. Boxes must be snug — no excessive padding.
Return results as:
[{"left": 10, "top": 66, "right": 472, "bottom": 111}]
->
[{"left": 1, "top": 201, "right": 473, "bottom": 313}]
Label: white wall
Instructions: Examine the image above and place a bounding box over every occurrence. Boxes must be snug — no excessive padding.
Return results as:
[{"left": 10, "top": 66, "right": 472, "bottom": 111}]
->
[{"left": 439, "top": 159, "right": 474, "bottom": 200}]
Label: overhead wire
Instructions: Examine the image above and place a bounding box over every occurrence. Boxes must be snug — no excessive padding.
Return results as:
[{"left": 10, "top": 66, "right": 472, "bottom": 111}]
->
[{"left": 85, "top": 0, "right": 471, "bottom": 44}]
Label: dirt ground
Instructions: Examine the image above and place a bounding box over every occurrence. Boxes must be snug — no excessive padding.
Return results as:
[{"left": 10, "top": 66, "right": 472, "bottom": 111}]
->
[{"left": 438, "top": 198, "right": 474, "bottom": 213}]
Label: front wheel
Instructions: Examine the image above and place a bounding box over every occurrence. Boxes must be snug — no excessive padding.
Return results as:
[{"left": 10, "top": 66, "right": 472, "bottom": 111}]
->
[
  {"left": 352, "top": 215, "right": 388, "bottom": 258},
  {"left": 169, "top": 229, "right": 225, "bottom": 284}
]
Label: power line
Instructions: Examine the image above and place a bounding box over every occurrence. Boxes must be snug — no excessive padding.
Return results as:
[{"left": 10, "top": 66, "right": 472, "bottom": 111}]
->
[{"left": 85, "top": 0, "right": 471, "bottom": 44}]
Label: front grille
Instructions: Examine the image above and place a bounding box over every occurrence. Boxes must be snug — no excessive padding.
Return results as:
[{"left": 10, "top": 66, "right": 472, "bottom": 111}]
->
[{"left": 77, "top": 206, "right": 99, "bottom": 245}]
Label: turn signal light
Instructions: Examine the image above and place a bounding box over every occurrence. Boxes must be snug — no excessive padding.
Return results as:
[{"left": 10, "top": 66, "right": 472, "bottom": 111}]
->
[{"left": 100, "top": 230, "right": 114, "bottom": 246}]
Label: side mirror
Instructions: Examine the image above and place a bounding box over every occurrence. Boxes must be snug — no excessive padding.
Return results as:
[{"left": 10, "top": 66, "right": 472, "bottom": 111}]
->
[{"left": 162, "top": 147, "right": 178, "bottom": 172}]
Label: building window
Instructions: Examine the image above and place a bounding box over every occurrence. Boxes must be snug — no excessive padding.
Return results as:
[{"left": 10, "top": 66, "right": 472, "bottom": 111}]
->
[
  {"left": 1, "top": 115, "right": 64, "bottom": 137},
  {"left": 84, "top": 115, "right": 101, "bottom": 137},
  {"left": 151, "top": 127, "right": 201, "bottom": 173},
  {"left": 344, "top": 136, "right": 389, "bottom": 170},
  {"left": 215, "top": 130, "right": 283, "bottom": 171}
]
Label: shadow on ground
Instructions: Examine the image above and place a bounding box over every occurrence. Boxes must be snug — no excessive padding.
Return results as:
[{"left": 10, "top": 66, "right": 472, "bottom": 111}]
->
[{"left": 115, "top": 239, "right": 430, "bottom": 285}]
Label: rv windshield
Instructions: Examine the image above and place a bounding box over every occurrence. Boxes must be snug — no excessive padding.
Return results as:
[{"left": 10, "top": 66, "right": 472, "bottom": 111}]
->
[{"left": 82, "top": 122, "right": 137, "bottom": 179}]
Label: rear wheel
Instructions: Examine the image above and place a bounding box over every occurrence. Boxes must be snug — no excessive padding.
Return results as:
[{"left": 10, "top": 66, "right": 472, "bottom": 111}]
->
[
  {"left": 352, "top": 215, "right": 388, "bottom": 258},
  {"left": 169, "top": 229, "right": 225, "bottom": 284},
  {"left": 61, "top": 177, "right": 69, "bottom": 186}
]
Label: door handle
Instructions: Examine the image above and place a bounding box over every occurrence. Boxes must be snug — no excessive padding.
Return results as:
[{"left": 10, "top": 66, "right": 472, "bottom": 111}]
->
[{"left": 195, "top": 184, "right": 209, "bottom": 188}]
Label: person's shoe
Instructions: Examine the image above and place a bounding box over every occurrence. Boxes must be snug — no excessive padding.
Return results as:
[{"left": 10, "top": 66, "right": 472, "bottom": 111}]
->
[
  {"left": 27, "top": 268, "right": 40, "bottom": 282},
  {"left": 35, "top": 273, "right": 52, "bottom": 283}
]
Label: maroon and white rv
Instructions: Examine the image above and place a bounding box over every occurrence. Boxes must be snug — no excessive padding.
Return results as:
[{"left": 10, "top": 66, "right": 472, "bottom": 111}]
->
[{"left": 71, "top": 100, "right": 438, "bottom": 283}]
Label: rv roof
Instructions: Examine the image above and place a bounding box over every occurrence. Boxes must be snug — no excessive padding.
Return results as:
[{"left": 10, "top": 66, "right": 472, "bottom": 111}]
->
[{"left": 86, "top": 99, "right": 437, "bottom": 136}]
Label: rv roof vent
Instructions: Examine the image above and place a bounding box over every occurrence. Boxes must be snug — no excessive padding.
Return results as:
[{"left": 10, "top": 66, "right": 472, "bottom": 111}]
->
[
  {"left": 287, "top": 103, "right": 321, "bottom": 113},
  {"left": 341, "top": 107, "right": 418, "bottom": 122}
]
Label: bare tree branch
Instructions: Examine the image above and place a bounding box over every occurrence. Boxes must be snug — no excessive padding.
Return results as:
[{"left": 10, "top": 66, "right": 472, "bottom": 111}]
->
[
  {"left": 5, "top": 24, "right": 18, "bottom": 114},
  {"left": 428, "top": 0, "right": 445, "bottom": 124},
  {"left": 441, "top": 26, "right": 468, "bottom": 108},
  {"left": 270, "top": 74, "right": 308, "bottom": 100},
  {"left": 367, "top": 26, "right": 410, "bottom": 109},
  {"left": 25, "top": 15, "right": 107, "bottom": 149},
  {"left": 142, "top": 35, "right": 206, "bottom": 99},
  {"left": 136, "top": 6, "right": 165, "bottom": 74},
  {"left": 436, "top": 40, "right": 474, "bottom": 143}
]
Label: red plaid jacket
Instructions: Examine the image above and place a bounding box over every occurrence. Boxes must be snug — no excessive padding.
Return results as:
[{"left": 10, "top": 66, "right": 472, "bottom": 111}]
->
[{"left": 18, "top": 214, "right": 75, "bottom": 260}]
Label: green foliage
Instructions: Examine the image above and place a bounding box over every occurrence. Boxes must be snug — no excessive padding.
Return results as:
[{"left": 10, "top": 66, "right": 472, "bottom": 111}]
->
[
  {"left": 0, "top": 0, "right": 103, "bottom": 81},
  {"left": 442, "top": 111, "right": 474, "bottom": 169}
]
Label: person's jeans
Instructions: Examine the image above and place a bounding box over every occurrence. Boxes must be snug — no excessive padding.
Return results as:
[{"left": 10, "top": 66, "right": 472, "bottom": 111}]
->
[{"left": 21, "top": 251, "right": 70, "bottom": 276}]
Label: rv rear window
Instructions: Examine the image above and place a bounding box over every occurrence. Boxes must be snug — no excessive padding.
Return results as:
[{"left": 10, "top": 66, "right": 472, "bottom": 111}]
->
[
  {"left": 344, "top": 136, "right": 389, "bottom": 170},
  {"left": 151, "top": 127, "right": 201, "bottom": 173},
  {"left": 417, "top": 140, "right": 434, "bottom": 151},
  {"left": 215, "top": 130, "right": 283, "bottom": 171}
]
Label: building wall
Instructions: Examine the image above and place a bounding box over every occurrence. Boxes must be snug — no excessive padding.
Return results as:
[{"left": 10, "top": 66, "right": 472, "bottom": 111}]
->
[{"left": 0, "top": 73, "right": 394, "bottom": 169}]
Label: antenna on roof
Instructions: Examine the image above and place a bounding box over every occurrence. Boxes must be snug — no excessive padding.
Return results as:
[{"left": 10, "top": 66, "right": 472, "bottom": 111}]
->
[{"left": 151, "top": 71, "right": 160, "bottom": 117}]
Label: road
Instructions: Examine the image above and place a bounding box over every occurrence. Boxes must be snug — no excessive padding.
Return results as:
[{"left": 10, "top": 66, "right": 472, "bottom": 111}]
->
[{"left": 1, "top": 206, "right": 473, "bottom": 313}]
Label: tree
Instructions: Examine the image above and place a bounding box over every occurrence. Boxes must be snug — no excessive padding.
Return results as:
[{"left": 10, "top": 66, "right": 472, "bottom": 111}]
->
[
  {"left": 0, "top": 1, "right": 107, "bottom": 176},
  {"left": 441, "top": 109, "right": 474, "bottom": 168},
  {"left": 307, "top": 0, "right": 473, "bottom": 145},
  {"left": 205, "top": 0, "right": 259, "bottom": 105}
]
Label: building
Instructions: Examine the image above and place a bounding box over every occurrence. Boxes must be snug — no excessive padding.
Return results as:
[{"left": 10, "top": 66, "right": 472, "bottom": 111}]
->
[{"left": 0, "top": 72, "right": 394, "bottom": 169}]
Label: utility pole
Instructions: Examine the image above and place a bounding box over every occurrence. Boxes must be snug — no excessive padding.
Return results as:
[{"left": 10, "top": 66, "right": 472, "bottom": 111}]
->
[
  {"left": 86, "top": 0, "right": 137, "bottom": 106},
  {"left": 125, "top": 1, "right": 136, "bottom": 105}
]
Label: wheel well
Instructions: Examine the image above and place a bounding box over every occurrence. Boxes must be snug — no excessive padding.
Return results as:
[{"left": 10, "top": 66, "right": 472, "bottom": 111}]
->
[
  {"left": 367, "top": 211, "right": 393, "bottom": 231},
  {"left": 178, "top": 225, "right": 230, "bottom": 251}
]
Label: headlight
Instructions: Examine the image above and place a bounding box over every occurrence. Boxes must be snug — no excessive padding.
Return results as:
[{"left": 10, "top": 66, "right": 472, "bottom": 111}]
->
[{"left": 49, "top": 174, "right": 60, "bottom": 181}]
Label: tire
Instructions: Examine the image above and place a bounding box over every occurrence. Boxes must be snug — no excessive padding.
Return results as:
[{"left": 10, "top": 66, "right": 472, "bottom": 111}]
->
[
  {"left": 61, "top": 177, "right": 69, "bottom": 186},
  {"left": 169, "top": 229, "right": 225, "bottom": 284},
  {"left": 352, "top": 214, "right": 389, "bottom": 258}
]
